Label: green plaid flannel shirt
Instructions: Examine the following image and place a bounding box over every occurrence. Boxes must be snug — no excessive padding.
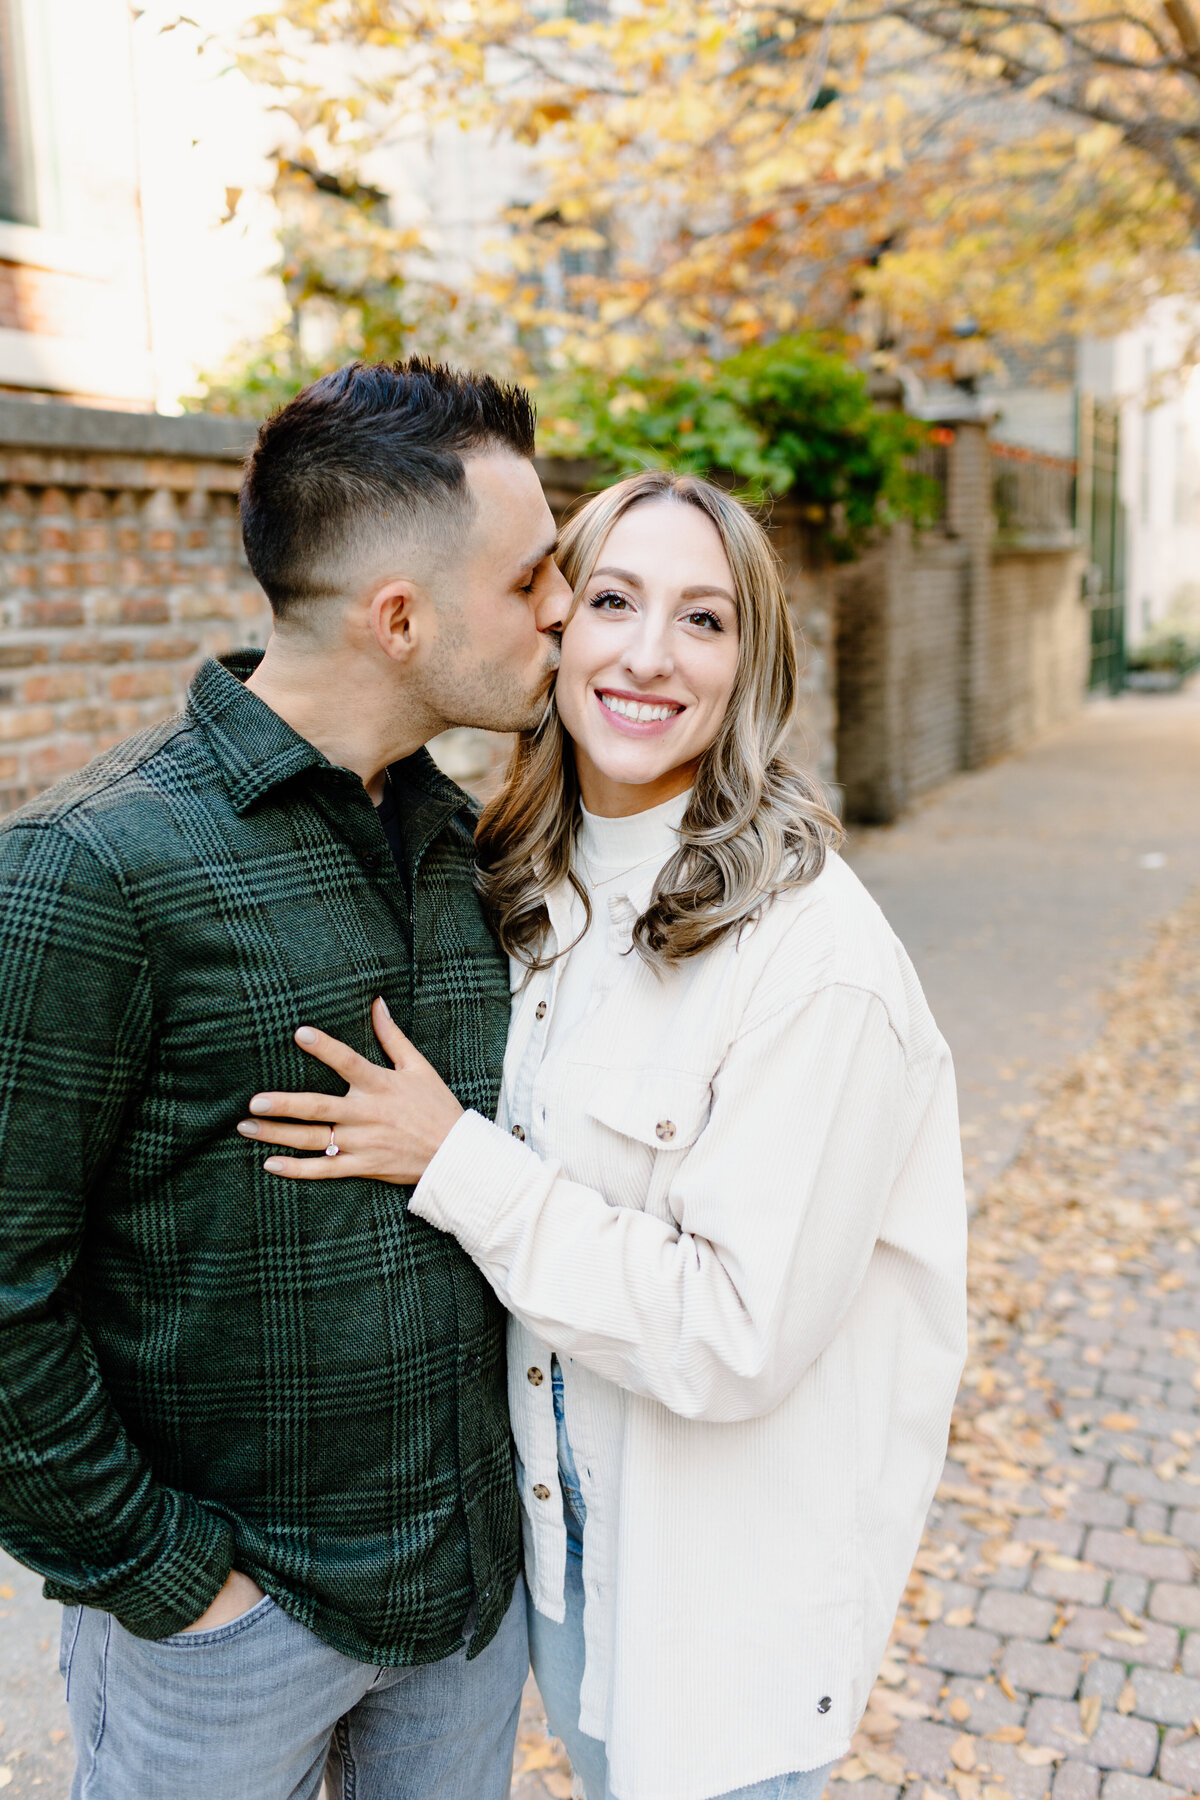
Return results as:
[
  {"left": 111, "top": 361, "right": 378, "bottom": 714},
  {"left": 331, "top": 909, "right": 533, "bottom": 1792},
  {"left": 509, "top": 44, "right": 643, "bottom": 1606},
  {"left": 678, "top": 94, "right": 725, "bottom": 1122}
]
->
[{"left": 0, "top": 652, "right": 520, "bottom": 1662}]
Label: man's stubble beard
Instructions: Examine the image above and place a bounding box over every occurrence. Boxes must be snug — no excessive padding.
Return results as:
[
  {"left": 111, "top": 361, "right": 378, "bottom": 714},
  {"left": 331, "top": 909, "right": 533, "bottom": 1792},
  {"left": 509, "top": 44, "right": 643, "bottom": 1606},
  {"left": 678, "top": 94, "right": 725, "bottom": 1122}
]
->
[{"left": 423, "top": 632, "right": 561, "bottom": 736}]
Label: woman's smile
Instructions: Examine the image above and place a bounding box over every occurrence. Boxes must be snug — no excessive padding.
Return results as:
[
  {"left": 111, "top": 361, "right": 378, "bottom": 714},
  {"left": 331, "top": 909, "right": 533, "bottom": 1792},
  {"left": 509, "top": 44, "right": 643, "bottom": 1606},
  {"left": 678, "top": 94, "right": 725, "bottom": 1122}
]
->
[{"left": 593, "top": 686, "right": 686, "bottom": 734}]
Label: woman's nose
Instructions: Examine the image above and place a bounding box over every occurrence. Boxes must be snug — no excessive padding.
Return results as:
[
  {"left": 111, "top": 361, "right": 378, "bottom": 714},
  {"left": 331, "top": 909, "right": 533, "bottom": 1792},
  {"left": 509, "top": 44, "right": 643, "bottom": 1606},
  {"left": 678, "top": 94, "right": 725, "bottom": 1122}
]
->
[{"left": 623, "top": 622, "right": 673, "bottom": 681}]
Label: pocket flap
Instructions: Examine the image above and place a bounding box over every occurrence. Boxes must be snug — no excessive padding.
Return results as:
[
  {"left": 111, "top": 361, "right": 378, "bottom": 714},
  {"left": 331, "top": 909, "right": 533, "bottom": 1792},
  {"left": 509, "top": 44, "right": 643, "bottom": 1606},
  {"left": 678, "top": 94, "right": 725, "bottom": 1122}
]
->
[{"left": 583, "top": 1069, "right": 711, "bottom": 1151}]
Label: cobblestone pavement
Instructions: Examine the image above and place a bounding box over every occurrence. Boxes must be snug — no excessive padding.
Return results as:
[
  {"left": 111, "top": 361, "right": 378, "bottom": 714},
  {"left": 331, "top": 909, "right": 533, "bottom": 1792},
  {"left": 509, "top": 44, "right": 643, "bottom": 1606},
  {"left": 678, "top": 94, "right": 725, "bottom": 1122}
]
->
[
  {"left": 1, "top": 689, "right": 1196, "bottom": 1799},
  {"left": 837, "top": 886, "right": 1200, "bottom": 1800}
]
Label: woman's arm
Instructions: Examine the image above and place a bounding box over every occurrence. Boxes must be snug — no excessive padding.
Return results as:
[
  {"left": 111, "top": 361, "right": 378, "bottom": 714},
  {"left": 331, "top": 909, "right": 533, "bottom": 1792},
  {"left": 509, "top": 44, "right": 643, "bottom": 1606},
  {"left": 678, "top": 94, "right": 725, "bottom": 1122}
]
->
[{"left": 240, "top": 987, "right": 956, "bottom": 1422}]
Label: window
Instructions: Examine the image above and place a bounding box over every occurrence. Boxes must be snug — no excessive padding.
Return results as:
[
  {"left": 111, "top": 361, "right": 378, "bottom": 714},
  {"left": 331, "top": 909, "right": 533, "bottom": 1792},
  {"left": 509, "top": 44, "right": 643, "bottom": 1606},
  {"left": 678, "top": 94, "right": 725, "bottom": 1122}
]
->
[{"left": 0, "top": 0, "right": 35, "bottom": 226}]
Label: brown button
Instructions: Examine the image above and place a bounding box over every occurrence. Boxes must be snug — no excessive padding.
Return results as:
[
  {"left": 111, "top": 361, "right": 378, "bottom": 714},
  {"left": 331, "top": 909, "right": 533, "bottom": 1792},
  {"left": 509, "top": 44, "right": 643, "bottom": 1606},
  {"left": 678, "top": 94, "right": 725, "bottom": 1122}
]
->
[
  {"left": 511, "top": 1124, "right": 526, "bottom": 1141},
  {"left": 655, "top": 1120, "right": 676, "bottom": 1142},
  {"left": 532, "top": 1483, "right": 552, "bottom": 1501},
  {"left": 527, "top": 1367, "right": 544, "bottom": 1386},
  {"left": 535, "top": 1001, "right": 547, "bottom": 1020}
]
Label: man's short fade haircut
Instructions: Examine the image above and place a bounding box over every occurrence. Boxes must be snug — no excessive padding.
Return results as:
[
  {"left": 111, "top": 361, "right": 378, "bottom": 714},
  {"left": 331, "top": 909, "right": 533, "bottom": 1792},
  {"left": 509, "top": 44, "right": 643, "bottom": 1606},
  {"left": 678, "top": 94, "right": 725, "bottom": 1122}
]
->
[{"left": 240, "top": 357, "right": 537, "bottom": 616}]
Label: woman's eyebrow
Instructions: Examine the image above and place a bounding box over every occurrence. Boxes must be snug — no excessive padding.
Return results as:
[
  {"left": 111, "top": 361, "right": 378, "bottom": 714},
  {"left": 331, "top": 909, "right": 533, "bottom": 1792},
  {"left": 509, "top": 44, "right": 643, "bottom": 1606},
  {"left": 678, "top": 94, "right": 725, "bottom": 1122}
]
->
[
  {"left": 590, "top": 567, "right": 735, "bottom": 605},
  {"left": 590, "top": 565, "right": 644, "bottom": 588},
  {"left": 680, "top": 584, "right": 736, "bottom": 603}
]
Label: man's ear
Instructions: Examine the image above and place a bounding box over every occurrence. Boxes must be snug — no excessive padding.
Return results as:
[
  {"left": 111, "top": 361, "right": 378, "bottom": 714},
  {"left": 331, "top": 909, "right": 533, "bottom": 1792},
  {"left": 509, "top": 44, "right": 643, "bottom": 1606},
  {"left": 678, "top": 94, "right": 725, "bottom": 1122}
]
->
[{"left": 367, "top": 580, "right": 424, "bottom": 664}]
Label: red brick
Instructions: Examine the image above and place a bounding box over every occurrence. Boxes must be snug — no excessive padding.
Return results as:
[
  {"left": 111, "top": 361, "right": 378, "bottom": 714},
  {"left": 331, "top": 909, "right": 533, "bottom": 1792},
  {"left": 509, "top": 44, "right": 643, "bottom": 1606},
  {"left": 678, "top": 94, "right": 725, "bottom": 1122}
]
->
[
  {"left": 143, "top": 635, "right": 200, "bottom": 661},
  {"left": 118, "top": 597, "right": 170, "bottom": 626},
  {"left": 21, "top": 599, "right": 83, "bottom": 630},
  {"left": 37, "top": 488, "right": 69, "bottom": 515},
  {"left": 57, "top": 636, "right": 137, "bottom": 665},
  {"left": 108, "top": 669, "right": 176, "bottom": 702},
  {"left": 147, "top": 530, "right": 177, "bottom": 551},
  {"left": 41, "top": 563, "right": 77, "bottom": 589},
  {"left": 39, "top": 527, "right": 72, "bottom": 551},
  {"left": 75, "top": 491, "right": 107, "bottom": 519},
  {"left": 0, "top": 642, "right": 46, "bottom": 668},
  {"left": 0, "top": 706, "right": 55, "bottom": 742},
  {"left": 23, "top": 672, "right": 89, "bottom": 704},
  {"left": 61, "top": 704, "right": 119, "bottom": 734},
  {"left": 28, "top": 742, "right": 91, "bottom": 781}
]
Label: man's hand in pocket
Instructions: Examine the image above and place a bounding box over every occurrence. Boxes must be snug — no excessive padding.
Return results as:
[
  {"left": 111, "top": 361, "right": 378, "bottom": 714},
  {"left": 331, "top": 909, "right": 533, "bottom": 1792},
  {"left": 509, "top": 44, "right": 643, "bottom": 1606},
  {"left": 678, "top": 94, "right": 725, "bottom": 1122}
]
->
[{"left": 184, "top": 1568, "right": 265, "bottom": 1632}]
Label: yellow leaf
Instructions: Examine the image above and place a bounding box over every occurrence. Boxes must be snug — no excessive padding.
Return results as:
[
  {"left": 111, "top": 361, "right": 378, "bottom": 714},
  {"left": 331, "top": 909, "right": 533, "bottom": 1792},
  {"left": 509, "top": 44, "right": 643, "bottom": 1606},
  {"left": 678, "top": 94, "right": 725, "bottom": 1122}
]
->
[
  {"left": 999, "top": 1675, "right": 1019, "bottom": 1702},
  {"left": 952, "top": 1735, "right": 978, "bottom": 1771},
  {"left": 0, "top": 1774, "right": 14, "bottom": 1791},
  {"left": 1105, "top": 1628, "right": 1148, "bottom": 1646},
  {"left": 1018, "top": 1745, "right": 1063, "bottom": 1766},
  {"left": 1117, "top": 1682, "right": 1137, "bottom": 1715},
  {"left": 987, "top": 1727, "right": 1026, "bottom": 1744},
  {"left": 861, "top": 1750, "right": 906, "bottom": 1783},
  {"left": 949, "top": 1772, "right": 981, "bottom": 1800},
  {"left": 950, "top": 1697, "right": 972, "bottom": 1722},
  {"left": 833, "top": 1758, "right": 870, "bottom": 1782},
  {"left": 946, "top": 1607, "right": 977, "bottom": 1628},
  {"left": 1101, "top": 1413, "right": 1139, "bottom": 1431},
  {"left": 1080, "top": 1695, "right": 1102, "bottom": 1739}
]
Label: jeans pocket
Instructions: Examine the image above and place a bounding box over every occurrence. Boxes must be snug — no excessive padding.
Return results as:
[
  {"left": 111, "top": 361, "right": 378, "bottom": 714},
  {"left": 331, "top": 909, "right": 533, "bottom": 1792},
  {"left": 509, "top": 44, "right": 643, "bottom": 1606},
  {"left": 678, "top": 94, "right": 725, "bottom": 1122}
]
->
[
  {"left": 158, "top": 1594, "right": 276, "bottom": 1649},
  {"left": 59, "top": 1604, "right": 82, "bottom": 1688}
]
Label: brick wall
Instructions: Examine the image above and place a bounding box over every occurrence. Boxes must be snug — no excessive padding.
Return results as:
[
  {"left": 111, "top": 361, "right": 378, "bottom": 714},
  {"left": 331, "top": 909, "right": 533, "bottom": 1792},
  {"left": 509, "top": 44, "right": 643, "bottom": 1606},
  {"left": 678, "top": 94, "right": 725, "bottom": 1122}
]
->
[
  {"left": 0, "top": 403, "right": 265, "bottom": 816},
  {"left": 836, "top": 416, "right": 1089, "bottom": 823},
  {"left": 0, "top": 398, "right": 1088, "bottom": 828}
]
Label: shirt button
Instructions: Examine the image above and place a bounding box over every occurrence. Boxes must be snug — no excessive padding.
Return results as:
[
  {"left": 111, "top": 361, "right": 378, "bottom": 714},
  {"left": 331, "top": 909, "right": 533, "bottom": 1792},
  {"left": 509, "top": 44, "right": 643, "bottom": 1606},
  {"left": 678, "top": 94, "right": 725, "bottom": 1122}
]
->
[
  {"left": 655, "top": 1120, "right": 676, "bottom": 1142},
  {"left": 535, "top": 1001, "right": 547, "bottom": 1020},
  {"left": 527, "top": 1367, "right": 545, "bottom": 1386},
  {"left": 532, "top": 1483, "right": 552, "bottom": 1501},
  {"left": 817, "top": 1696, "right": 832, "bottom": 1714},
  {"left": 511, "top": 1124, "right": 526, "bottom": 1141}
]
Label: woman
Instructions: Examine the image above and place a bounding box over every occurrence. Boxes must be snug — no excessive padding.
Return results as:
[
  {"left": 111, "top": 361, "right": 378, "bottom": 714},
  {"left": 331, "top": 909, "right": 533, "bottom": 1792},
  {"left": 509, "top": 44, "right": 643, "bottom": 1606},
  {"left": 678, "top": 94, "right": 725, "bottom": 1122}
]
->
[{"left": 238, "top": 471, "right": 967, "bottom": 1800}]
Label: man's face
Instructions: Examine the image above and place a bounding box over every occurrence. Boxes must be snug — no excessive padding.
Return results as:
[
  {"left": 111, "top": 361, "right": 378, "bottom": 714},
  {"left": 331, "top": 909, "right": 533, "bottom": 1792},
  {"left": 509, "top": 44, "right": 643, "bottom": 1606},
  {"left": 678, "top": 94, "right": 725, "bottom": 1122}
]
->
[{"left": 417, "top": 452, "right": 569, "bottom": 734}]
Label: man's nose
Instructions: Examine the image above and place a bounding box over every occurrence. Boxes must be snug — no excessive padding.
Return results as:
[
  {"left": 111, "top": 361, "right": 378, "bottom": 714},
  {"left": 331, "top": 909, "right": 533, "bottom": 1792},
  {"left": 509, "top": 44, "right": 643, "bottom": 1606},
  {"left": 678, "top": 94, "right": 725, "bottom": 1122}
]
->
[{"left": 535, "top": 564, "right": 572, "bottom": 634}]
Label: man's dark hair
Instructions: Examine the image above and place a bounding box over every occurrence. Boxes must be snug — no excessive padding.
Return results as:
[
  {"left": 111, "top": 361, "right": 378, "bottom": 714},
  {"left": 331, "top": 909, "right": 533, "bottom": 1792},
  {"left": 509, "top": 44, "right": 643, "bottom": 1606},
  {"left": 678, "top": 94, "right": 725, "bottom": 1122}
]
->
[{"left": 240, "top": 358, "right": 537, "bottom": 615}]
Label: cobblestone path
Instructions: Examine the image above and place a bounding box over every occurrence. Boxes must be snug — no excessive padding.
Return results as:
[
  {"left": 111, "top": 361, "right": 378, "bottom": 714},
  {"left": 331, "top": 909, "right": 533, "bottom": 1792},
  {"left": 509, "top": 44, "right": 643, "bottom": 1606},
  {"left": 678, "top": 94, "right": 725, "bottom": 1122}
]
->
[{"left": 833, "top": 888, "right": 1200, "bottom": 1800}]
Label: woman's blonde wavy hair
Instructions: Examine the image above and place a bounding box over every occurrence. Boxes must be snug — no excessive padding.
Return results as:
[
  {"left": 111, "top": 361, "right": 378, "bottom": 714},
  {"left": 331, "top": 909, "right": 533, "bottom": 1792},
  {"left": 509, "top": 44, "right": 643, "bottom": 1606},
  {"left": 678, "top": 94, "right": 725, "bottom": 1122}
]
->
[{"left": 475, "top": 469, "right": 843, "bottom": 968}]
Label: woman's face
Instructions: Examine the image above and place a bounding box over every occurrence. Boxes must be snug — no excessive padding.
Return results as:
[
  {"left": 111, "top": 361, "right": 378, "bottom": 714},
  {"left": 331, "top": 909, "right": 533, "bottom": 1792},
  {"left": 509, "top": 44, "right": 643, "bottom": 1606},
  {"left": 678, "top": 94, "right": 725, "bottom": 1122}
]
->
[{"left": 555, "top": 498, "right": 741, "bottom": 817}]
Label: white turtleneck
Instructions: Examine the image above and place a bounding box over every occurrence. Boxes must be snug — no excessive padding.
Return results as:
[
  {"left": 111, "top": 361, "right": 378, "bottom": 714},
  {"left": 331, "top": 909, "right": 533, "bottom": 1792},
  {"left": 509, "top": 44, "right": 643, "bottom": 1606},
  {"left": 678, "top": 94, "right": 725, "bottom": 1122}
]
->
[{"left": 544, "top": 788, "right": 691, "bottom": 1059}]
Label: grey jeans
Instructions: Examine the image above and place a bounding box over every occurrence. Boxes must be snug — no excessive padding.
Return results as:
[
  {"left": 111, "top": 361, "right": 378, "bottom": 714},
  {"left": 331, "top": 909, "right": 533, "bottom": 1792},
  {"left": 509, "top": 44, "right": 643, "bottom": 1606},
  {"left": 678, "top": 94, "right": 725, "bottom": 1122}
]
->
[{"left": 60, "top": 1577, "right": 527, "bottom": 1800}]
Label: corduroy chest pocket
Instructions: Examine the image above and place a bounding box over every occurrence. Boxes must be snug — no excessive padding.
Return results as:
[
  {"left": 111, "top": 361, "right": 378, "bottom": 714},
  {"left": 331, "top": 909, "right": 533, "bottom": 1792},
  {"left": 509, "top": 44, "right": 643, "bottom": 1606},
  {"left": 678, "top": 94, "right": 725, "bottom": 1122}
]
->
[{"left": 582, "top": 1069, "right": 712, "bottom": 1153}]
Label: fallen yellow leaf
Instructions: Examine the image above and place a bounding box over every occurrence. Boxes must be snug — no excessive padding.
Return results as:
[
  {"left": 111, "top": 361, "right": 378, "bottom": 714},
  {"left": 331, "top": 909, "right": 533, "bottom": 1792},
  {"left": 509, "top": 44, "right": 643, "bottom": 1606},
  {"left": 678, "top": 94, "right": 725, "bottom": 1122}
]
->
[
  {"left": 1101, "top": 1412, "right": 1139, "bottom": 1431},
  {"left": 832, "top": 1757, "right": 870, "bottom": 1783},
  {"left": 1117, "top": 1682, "right": 1137, "bottom": 1715},
  {"left": 952, "top": 1733, "right": 978, "bottom": 1771},
  {"left": 999, "top": 1675, "right": 1019, "bottom": 1702},
  {"left": 949, "top": 1696, "right": 972, "bottom": 1723},
  {"left": 1017, "top": 1745, "right": 1063, "bottom": 1766},
  {"left": 861, "top": 1750, "right": 906, "bottom": 1783},
  {"left": 1105, "top": 1627, "right": 1148, "bottom": 1646},
  {"left": 1080, "top": 1695, "right": 1102, "bottom": 1739},
  {"left": 946, "top": 1606, "right": 977, "bottom": 1628},
  {"left": 987, "top": 1726, "right": 1026, "bottom": 1744}
]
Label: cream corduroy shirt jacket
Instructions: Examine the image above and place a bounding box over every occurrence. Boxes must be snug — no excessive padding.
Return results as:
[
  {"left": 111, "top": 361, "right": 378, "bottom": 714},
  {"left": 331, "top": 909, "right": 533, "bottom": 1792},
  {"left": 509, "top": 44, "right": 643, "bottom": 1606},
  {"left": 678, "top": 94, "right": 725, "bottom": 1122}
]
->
[{"left": 410, "top": 847, "right": 968, "bottom": 1800}]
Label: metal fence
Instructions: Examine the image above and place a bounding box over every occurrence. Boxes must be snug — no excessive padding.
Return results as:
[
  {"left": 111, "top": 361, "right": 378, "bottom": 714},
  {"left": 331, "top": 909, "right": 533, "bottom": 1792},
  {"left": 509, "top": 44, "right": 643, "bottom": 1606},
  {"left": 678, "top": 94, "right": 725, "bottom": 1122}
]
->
[{"left": 990, "top": 442, "right": 1077, "bottom": 540}]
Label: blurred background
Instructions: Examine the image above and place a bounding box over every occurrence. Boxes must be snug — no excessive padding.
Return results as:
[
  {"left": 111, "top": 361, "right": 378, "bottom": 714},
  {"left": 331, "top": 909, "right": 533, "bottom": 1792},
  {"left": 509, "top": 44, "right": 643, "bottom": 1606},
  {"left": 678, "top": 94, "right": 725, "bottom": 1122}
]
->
[{"left": 0, "top": 4, "right": 1198, "bottom": 1797}]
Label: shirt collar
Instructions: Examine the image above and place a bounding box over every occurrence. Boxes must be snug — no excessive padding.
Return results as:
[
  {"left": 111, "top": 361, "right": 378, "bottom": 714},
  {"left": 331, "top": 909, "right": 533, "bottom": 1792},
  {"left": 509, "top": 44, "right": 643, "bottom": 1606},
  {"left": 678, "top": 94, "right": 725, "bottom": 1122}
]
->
[{"left": 187, "top": 651, "right": 479, "bottom": 830}]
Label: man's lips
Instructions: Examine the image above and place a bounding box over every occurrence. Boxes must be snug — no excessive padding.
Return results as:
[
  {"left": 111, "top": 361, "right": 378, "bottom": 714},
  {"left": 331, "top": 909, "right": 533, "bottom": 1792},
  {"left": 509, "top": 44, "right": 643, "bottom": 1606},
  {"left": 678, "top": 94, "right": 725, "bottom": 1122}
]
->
[{"left": 593, "top": 688, "right": 686, "bottom": 736}]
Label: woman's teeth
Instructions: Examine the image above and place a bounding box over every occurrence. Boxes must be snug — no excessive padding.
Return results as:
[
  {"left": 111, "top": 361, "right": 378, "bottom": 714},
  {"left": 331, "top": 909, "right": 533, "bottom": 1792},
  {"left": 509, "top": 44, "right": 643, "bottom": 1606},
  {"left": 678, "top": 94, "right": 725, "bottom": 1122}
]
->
[{"left": 599, "top": 693, "right": 679, "bottom": 723}]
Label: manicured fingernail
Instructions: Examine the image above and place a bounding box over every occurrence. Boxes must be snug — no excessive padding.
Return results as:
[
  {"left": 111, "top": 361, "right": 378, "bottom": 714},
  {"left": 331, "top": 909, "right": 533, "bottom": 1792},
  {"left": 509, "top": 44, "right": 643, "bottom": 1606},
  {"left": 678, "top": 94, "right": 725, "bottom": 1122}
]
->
[
  {"left": 296, "top": 1026, "right": 317, "bottom": 1045},
  {"left": 249, "top": 1096, "right": 271, "bottom": 1114},
  {"left": 376, "top": 996, "right": 391, "bottom": 1019},
  {"left": 264, "top": 1158, "right": 284, "bottom": 1173},
  {"left": 238, "top": 1120, "right": 260, "bottom": 1136}
]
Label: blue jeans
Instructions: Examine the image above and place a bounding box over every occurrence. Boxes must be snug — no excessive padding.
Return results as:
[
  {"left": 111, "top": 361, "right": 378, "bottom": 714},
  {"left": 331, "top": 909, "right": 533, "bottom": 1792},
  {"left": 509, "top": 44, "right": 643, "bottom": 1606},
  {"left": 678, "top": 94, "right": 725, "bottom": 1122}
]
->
[
  {"left": 529, "top": 1366, "right": 834, "bottom": 1800},
  {"left": 60, "top": 1576, "right": 527, "bottom": 1800}
]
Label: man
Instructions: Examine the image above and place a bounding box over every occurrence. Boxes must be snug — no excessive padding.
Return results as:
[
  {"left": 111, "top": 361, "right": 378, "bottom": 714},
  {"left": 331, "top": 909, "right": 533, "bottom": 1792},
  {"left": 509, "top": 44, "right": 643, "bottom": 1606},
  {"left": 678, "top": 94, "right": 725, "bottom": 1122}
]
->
[{"left": 0, "top": 360, "right": 570, "bottom": 1798}]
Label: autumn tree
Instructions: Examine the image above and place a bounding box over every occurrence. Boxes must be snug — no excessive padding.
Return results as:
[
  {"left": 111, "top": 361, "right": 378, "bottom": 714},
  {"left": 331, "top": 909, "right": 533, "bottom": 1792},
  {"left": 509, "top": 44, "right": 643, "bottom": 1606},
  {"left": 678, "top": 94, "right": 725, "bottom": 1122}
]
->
[{"left": 219, "top": 0, "right": 1197, "bottom": 387}]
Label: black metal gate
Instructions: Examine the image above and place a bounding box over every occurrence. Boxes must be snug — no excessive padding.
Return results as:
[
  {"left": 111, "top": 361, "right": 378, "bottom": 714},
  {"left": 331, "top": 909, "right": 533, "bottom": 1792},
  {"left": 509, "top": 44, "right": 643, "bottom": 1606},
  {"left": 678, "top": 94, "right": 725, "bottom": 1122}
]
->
[{"left": 1079, "top": 398, "right": 1126, "bottom": 693}]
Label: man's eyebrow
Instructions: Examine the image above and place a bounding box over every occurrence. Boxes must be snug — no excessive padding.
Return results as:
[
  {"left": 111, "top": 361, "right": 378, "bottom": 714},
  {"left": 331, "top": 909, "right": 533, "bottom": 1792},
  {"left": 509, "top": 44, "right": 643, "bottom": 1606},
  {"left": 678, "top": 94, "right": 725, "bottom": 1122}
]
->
[{"left": 516, "top": 537, "right": 559, "bottom": 575}]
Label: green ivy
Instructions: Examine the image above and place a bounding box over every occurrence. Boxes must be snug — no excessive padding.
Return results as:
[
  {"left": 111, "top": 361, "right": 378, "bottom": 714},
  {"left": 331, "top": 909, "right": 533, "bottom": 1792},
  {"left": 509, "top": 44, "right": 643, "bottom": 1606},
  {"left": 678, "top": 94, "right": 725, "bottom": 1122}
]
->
[{"left": 538, "top": 337, "right": 937, "bottom": 558}]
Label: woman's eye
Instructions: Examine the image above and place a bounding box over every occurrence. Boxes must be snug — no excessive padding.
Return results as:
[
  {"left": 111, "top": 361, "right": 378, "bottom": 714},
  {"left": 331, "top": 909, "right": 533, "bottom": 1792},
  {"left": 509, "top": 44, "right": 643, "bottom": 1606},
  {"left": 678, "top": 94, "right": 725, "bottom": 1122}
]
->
[
  {"left": 684, "top": 609, "right": 723, "bottom": 631},
  {"left": 590, "top": 590, "right": 632, "bottom": 612}
]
